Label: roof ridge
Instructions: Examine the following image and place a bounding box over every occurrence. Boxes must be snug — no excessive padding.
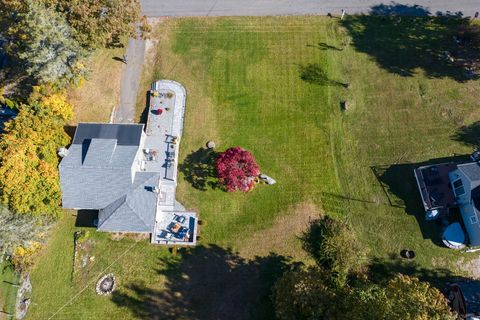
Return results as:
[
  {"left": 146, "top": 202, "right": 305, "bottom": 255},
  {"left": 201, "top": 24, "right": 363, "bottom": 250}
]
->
[
  {"left": 124, "top": 198, "right": 151, "bottom": 230},
  {"left": 97, "top": 194, "right": 127, "bottom": 229},
  {"left": 126, "top": 173, "right": 160, "bottom": 228}
]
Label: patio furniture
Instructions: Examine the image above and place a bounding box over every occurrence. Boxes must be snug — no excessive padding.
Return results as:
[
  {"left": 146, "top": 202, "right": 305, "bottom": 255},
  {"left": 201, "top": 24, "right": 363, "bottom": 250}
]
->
[
  {"left": 175, "top": 215, "right": 186, "bottom": 223},
  {"left": 157, "top": 231, "right": 173, "bottom": 240},
  {"left": 173, "top": 227, "right": 189, "bottom": 240},
  {"left": 171, "top": 223, "right": 181, "bottom": 233}
]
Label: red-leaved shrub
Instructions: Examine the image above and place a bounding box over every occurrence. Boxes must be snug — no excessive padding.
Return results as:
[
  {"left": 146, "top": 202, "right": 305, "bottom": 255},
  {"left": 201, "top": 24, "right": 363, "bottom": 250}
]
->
[{"left": 215, "top": 147, "right": 260, "bottom": 192}]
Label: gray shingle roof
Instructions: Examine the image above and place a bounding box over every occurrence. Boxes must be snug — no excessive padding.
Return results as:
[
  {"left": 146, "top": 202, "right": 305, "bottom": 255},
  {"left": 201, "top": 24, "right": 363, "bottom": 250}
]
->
[
  {"left": 458, "top": 162, "right": 480, "bottom": 183},
  {"left": 97, "top": 172, "right": 160, "bottom": 232},
  {"left": 60, "top": 166, "right": 133, "bottom": 209},
  {"left": 59, "top": 123, "right": 143, "bottom": 209},
  {"left": 83, "top": 139, "right": 117, "bottom": 167},
  {"left": 60, "top": 144, "right": 138, "bottom": 169}
]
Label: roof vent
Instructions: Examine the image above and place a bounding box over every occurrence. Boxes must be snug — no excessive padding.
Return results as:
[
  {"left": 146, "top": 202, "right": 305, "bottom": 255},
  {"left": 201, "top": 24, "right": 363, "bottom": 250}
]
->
[{"left": 58, "top": 147, "right": 69, "bottom": 158}]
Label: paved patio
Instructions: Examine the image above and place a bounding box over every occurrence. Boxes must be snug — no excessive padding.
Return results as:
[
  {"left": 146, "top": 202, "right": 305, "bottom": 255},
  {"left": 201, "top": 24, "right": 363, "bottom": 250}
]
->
[{"left": 143, "top": 80, "right": 198, "bottom": 246}]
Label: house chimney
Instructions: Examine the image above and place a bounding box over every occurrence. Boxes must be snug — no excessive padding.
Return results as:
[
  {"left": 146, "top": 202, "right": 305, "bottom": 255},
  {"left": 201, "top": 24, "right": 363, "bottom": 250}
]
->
[{"left": 58, "top": 147, "right": 69, "bottom": 158}]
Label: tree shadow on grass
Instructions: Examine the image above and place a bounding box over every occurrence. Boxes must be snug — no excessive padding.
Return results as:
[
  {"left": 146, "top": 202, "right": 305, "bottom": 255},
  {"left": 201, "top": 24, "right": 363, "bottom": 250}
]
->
[
  {"left": 299, "top": 63, "right": 348, "bottom": 88},
  {"left": 306, "top": 42, "right": 343, "bottom": 51},
  {"left": 179, "top": 148, "right": 219, "bottom": 191},
  {"left": 368, "top": 255, "right": 467, "bottom": 289},
  {"left": 451, "top": 121, "right": 480, "bottom": 149},
  {"left": 111, "top": 245, "right": 292, "bottom": 320},
  {"left": 341, "top": 4, "right": 479, "bottom": 82}
]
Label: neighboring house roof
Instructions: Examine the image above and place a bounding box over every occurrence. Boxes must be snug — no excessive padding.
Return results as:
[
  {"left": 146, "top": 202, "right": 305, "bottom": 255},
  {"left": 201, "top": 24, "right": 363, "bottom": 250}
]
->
[
  {"left": 98, "top": 172, "right": 160, "bottom": 233},
  {"left": 457, "top": 162, "right": 480, "bottom": 184},
  {"left": 59, "top": 123, "right": 144, "bottom": 209},
  {"left": 449, "top": 162, "right": 480, "bottom": 246}
]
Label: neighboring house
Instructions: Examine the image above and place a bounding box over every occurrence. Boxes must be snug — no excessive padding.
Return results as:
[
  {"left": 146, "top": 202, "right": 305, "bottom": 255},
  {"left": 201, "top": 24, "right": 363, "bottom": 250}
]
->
[
  {"left": 448, "top": 163, "right": 480, "bottom": 247},
  {"left": 414, "top": 159, "right": 480, "bottom": 249},
  {"left": 59, "top": 80, "right": 198, "bottom": 245}
]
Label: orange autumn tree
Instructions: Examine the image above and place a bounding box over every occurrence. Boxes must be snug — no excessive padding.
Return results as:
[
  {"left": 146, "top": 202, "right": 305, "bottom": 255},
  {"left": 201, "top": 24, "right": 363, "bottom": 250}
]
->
[{"left": 0, "top": 91, "right": 72, "bottom": 215}]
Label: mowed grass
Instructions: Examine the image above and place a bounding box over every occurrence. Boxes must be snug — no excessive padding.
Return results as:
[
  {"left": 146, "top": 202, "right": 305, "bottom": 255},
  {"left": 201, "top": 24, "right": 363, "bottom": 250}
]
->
[
  {"left": 147, "top": 16, "right": 480, "bottom": 268},
  {"left": 27, "top": 214, "right": 174, "bottom": 320},
  {"left": 143, "top": 17, "right": 342, "bottom": 247},
  {"left": 28, "top": 16, "right": 480, "bottom": 319},
  {"left": 68, "top": 46, "right": 126, "bottom": 124},
  {"left": 0, "top": 261, "right": 19, "bottom": 320}
]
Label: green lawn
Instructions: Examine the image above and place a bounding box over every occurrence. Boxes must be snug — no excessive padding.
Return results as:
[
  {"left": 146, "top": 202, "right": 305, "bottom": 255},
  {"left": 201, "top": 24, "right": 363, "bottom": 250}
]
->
[
  {"left": 68, "top": 46, "right": 126, "bottom": 124},
  {"left": 28, "top": 16, "right": 480, "bottom": 319},
  {"left": 0, "top": 260, "right": 19, "bottom": 320}
]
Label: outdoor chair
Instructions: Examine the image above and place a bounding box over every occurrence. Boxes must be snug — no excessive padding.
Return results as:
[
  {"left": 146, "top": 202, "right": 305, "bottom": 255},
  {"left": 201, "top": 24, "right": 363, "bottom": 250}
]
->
[
  {"left": 158, "top": 231, "right": 173, "bottom": 240},
  {"left": 175, "top": 215, "right": 186, "bottom": 223}
]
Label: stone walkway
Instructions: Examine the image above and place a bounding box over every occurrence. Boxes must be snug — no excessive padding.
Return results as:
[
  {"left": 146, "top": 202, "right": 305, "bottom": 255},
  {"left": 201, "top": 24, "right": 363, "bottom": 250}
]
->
[{"left": 146, "top": 80, "right": 198, "bottom": 246}]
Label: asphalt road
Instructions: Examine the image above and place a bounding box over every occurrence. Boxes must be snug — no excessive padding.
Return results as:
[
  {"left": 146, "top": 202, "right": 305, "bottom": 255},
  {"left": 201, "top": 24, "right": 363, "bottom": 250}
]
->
[
  {"left": 115, "top": 38, "right": 145, "bottom": 123},
  {"left": 140, "top": 0, "right": 479, "bottom": 17}
]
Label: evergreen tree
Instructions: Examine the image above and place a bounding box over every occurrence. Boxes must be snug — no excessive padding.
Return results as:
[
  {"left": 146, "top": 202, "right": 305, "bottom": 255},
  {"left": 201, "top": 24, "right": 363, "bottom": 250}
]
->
[{"left": 2, "top": 0, "right": 86, "bottom": 86}]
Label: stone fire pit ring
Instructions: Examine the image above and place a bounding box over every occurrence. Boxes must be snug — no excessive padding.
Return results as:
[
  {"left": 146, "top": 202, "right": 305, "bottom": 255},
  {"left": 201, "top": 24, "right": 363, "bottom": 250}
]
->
[{"left": 96, "top": 273, "right": 116, "bottom": 295}]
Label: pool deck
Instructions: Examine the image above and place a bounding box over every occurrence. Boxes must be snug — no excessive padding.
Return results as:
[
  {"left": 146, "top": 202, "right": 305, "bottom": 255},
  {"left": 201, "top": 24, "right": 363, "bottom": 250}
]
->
[{"left": 144, "top": 80, "right": 198, "bottom": 246}]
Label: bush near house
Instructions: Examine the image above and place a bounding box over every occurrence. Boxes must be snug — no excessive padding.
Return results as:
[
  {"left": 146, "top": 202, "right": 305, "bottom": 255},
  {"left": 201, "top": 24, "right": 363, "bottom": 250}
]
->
[
  {"left": 215, "top": 146, "right": 261, "bottom": 192},
  {"left": 301, "top": 216, "right": 366, "bottom": 287}
]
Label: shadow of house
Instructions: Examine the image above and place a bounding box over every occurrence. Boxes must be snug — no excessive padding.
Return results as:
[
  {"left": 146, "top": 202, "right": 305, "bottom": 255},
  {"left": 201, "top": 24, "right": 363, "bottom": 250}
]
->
[
  {"left": 139, "top": 91, "right": 151, "bottom": 124},
  {"left": 179, "top": 148, "right": 219, "bottom": 191},
  {"left": 371, "top": 155, "right": 471, "bottom": 246},
  {"left": 74, "top": 210, "right": 98, "bottom": 228},
  {"left": 341, "top": 4, "right": 477, "bottom": 82},
  {"left": 63, "top": 125, "right": 77, "bottom": 141},
  {"left": 111, "top": 245, "right": 291, "bottom": 320}
]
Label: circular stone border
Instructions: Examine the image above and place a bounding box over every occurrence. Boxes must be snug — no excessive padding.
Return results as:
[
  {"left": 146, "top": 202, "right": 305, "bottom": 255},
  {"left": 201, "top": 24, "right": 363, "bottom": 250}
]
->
[{"left": 95, "top": 273, "right": 116, "bottom": 295}]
